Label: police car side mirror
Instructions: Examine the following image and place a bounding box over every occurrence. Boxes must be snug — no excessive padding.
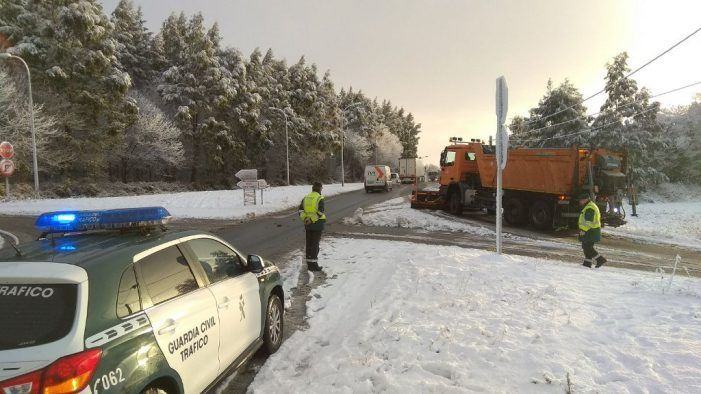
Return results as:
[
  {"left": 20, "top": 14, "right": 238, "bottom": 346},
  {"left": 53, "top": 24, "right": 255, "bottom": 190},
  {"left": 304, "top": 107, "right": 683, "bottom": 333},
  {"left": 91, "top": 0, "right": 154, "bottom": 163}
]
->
[{"left": 247, "top": 254, "right": 264, "bottom": 273}]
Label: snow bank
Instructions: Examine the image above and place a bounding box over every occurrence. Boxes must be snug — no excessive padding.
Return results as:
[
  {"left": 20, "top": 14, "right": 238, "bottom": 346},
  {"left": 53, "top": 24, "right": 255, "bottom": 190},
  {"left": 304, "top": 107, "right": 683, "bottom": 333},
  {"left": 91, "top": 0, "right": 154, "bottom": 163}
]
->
[
  {"left": 251, "top": 238, "right": 701, "bottom": 393},
  {"left": 344, "top": 197, "right": 494, "bottom": 237},
  {"left": 605, "top": 200, "right": 701, "bottom": 250},
  {"left": 0, "top": 183, "right": 364, "bottom": 220}
]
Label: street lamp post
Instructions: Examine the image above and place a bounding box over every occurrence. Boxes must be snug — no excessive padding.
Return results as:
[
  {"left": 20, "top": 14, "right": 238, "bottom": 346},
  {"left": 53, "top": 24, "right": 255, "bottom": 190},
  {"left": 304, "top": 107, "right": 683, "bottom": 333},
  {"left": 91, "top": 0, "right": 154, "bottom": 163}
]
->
[
  {"left": 0, "top": 53, "right": 39, "bottom": 194},
  {"left": 339, "top": 102, "right": 363, "bottom": 187},
  {"left": 268, "top": 107, "right": 290, "bottom": 186}
]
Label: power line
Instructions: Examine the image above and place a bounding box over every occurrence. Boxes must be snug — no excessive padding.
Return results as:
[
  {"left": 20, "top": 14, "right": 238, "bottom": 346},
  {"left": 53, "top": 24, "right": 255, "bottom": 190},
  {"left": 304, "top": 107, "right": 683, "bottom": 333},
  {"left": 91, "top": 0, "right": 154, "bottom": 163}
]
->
[
  {"left": 512, "top": 106, "right": 658, "bottom": 146},
  {"left": 514, "top": 80, "right": 701, "bottom": 137},
  {"left": 520, "top": 26, "right": 701, "bottom": 126}
]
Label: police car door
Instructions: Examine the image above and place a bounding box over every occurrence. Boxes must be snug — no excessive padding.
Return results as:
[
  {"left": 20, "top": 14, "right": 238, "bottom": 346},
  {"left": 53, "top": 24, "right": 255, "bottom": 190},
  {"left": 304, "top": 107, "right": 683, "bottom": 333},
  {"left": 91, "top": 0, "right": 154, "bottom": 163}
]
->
[
  {"left": 184, "top": 237, "right": 261, "bottom": 368},
  {"left": 135, "top": 244, "right": 220, "bottom": 393}
]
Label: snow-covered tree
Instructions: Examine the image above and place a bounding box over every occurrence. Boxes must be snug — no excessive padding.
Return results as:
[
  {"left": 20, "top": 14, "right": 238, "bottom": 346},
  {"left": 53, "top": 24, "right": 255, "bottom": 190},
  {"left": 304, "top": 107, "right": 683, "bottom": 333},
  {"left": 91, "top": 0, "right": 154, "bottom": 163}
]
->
[
  {"left": 158, "top": 13, "right": 234, "bottom": 183},
  {"left": 111, "top": 0, "right": 159, "bottom": 87},
  {"left": 591, "top": 52, "right": 666, "bottom": 186},
  {"left": 374, "top": 128, "right": 403, "bottom": 167},
  {"left": 1, "top": 0, "right": 134, "bottom": 178},
  {"left": 0, "top": 68, "right": 65, "bottom": 180},
  {"left": 510, "top": 79, "right": 590, "bottom": 147},
  {"left": 108, "top": 91, "right": 182, "bottom": 182},
  {"left": 659, "top": 96, "right": 701, "bottom": 183}
]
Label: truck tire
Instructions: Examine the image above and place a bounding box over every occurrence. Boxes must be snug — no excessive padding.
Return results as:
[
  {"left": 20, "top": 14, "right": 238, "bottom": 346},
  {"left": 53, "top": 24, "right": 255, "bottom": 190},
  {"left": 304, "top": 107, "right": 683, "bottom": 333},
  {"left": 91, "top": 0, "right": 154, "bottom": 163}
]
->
[
  {"left": 529, "top": 200, "right": 553, "bottom": 230},
  {"left": 504, "top": 197, "right": 527, "bottom": 226},
  {"left": 449, "top": 192, "right": 463, "bottom": 215}
]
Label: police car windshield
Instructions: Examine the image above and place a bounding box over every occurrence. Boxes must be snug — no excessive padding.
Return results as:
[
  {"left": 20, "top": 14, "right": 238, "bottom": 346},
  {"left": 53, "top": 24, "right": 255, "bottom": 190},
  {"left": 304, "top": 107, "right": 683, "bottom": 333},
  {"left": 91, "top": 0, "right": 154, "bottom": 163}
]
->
[{"left": 0, "top": 283, "right": 78, "bottom": 350}]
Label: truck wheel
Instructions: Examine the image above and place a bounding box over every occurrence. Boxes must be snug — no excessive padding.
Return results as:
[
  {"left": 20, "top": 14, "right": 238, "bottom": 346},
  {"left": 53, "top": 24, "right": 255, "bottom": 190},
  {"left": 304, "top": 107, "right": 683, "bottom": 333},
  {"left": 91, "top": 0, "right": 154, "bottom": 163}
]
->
[
  {"left": 504, "top": 197, "right": 527, "bottom": 225},
  {"left": 449, "top": 192, "right": 463, "bottom": 215},
  {"left": 529, "top": 200, "right": 553, "bottom": 230}
]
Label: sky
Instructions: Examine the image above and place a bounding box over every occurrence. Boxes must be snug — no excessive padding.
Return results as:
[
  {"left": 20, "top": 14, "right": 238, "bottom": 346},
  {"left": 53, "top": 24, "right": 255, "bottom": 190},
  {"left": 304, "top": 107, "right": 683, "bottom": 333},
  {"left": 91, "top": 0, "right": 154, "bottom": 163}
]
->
[{"left": 101, "top": 0, "right": 701, "bottom": 165}]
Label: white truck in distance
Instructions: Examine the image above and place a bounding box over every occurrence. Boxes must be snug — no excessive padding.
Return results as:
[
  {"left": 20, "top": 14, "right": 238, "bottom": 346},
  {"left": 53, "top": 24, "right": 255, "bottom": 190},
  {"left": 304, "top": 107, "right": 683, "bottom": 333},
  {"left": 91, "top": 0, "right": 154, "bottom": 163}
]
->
[
  {"left": 364, "top": 165, "right": 393, "bottom": 193},
  {"left": 398, "top": 158, "right": 425, "bottom": 184}
]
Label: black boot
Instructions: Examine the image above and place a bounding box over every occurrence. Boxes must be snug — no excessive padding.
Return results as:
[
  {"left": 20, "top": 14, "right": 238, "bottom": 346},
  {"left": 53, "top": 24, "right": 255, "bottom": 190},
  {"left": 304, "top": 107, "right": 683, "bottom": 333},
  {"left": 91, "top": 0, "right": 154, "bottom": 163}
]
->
[
  {"left": 595, "top": 256, "right": 607, "bottom": 268},
  {"left": 307, "top": 260, "right": 323, "bottom": 272},
  {"left": 582, "top": 260, "right": 592, "bottom": 268}
]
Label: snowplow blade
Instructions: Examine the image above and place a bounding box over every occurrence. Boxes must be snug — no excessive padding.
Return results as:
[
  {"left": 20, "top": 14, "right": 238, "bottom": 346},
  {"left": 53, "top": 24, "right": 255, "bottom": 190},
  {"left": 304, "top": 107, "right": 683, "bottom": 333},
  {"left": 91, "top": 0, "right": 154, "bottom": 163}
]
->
[{"left": 410, "top": 190, "right": 444, "bottom": 209}]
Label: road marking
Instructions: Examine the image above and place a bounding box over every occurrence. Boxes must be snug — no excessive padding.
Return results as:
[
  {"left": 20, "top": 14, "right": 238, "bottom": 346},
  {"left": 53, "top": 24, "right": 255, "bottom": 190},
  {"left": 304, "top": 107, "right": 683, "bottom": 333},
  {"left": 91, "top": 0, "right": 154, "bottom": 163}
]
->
[{"left": 0, "top": 229, "right": 19, "bottom": 246}]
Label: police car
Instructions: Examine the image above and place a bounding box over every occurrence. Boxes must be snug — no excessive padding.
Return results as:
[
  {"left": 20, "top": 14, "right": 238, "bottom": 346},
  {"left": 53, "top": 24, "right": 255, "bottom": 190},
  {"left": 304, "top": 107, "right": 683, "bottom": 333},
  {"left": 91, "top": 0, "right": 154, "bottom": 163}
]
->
[{"left": 0, "top": 207, "right": 284, "bottom": 394}]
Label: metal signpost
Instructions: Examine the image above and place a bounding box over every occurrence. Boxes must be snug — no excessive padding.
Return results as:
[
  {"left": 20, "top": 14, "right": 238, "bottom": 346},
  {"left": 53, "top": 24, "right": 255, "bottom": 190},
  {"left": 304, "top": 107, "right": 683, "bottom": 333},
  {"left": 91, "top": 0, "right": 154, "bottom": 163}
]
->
[
  {"left": 0, "top": 142, "right": 15, "bottom": 200},
  {"left": 495, "top": 77, "right": 509, "bottom": 254},
  {"left": 235, "top": 169, "right": 269, "bottom": 206}
]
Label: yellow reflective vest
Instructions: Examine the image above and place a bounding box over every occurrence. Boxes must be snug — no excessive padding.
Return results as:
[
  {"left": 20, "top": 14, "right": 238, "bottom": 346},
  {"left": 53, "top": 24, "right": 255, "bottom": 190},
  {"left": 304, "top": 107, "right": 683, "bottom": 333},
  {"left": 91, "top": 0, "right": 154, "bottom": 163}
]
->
[
  {"left": 299, "top": 191, "right": 326, "bottom": 223},
  {"left": 578, "top": 201, "right": 602, "bottom": 243},
  {"left": 578, "top": 201, "right": 601, "bottom": 231}
]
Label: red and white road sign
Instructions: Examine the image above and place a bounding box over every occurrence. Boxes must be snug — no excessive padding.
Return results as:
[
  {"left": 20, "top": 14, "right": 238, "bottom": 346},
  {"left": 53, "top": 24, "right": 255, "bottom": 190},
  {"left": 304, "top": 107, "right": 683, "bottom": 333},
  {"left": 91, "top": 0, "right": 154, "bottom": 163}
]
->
[
  {"left": 0, "top": 159, "right": 15, "bottom": 177},
  {"left": 0, "top": 141, "right": 14, "bottom": 159}
]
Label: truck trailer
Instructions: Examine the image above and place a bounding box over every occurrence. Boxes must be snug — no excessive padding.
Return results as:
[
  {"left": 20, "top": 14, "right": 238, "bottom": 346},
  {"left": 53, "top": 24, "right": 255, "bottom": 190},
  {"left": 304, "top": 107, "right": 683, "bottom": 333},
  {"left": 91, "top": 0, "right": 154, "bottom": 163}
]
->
[
  {"left": 399, "top": 158, "right": 425, "bottom": 184},
  {"left": 411, "top": 140, "right": 628, "bottom": 230}
]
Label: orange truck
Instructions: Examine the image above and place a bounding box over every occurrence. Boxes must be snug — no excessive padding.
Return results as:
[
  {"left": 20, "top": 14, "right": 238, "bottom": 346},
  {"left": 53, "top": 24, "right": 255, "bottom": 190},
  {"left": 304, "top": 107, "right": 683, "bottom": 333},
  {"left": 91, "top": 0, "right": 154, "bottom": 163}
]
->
[{"left": 411, "top": 139, "right": 628, "bottom": 230}]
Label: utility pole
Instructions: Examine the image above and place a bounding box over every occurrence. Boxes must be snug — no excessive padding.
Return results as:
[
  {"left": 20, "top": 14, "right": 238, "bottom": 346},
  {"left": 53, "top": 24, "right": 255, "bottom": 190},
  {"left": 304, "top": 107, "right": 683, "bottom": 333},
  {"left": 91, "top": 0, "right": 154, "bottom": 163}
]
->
[
  {"left": 495, "top": 76, "right": 509, "bottom": 255},
  {"left": 0, "top": 53, "right": 39, "bottom": 194}
]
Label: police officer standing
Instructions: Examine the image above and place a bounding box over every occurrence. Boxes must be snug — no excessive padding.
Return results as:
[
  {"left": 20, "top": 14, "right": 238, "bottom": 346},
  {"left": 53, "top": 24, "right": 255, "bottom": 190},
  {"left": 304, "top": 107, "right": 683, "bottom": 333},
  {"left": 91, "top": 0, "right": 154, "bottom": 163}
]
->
[
  {"left": 578, "top": 191, "right": 607, "bottom": 268},
  {"left": 299, "top": 182, "right": 326, "bottom": 271}
]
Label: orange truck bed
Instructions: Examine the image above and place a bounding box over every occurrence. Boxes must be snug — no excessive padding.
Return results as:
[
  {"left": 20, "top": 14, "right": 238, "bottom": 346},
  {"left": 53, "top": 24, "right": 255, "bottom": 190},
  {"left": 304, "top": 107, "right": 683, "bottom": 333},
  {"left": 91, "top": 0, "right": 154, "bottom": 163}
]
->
[{"left": 475, "top": 146, "right": 586, "bottom": 196}]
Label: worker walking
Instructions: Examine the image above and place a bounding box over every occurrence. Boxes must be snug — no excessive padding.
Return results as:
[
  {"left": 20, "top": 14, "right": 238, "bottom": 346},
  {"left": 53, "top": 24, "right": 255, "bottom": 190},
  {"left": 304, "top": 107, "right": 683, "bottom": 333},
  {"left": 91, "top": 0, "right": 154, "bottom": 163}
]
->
[
  {"left": 299, "top": 182, "right": 326, "bottom": 271},
  {"left": 578, "top": 191, "right": 607, "bottom": 268}
]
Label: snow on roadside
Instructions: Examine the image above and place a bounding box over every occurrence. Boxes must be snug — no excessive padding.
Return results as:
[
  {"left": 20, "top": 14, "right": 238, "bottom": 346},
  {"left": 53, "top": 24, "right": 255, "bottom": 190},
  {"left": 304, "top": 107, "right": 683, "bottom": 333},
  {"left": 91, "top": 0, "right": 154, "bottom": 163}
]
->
[
  {"left": 344, "top": 196, "right": 494, "bottom": 237},
  {"left": 605, "top": 201, "right": 701, "bottom": 250},
  {"left": 0, "top": 183, "right": 364, "bottom": 220},
  {"left": 250, "top": 238, "right": 701, "bottom": 393}
]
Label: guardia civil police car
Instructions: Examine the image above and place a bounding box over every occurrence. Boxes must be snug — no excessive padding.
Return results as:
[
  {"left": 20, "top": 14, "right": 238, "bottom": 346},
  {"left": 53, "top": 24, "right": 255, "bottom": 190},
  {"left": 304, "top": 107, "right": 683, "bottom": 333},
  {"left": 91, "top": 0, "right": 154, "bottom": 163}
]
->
[{"left": 0, "top": 207, "right": 284, "bottom": 394}]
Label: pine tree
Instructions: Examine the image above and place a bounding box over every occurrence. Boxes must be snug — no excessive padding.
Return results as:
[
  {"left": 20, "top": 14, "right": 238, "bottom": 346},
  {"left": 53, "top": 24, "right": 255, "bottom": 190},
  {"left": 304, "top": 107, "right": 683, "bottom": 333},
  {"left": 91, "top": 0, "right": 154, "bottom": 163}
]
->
[
  {"left": 157, "top": 13, "right": 234, "bottom": 183},
  {"left": 510, "top": 79, "right": 590, "bottom": 147},
  {"left": 592, "top": 52, "right": 667, "bottom": 186},
  {"left": 111, "top": 0, "right": 158, "bottom": 87}
]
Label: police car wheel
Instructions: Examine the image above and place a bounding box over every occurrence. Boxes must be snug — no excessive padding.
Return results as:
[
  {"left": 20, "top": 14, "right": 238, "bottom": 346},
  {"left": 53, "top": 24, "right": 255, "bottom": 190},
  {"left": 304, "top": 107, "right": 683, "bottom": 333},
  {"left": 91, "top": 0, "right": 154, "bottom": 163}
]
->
[{"left": 263, "top": 294, "right": 283, "bottom": 354}]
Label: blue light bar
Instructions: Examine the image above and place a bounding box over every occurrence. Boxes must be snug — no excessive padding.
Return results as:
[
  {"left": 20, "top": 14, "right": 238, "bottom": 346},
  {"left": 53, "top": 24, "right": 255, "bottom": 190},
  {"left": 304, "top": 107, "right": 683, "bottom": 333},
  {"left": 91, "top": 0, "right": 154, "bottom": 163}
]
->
[{"left": 35, "top": 207, "right": 172, "bottom": 234}]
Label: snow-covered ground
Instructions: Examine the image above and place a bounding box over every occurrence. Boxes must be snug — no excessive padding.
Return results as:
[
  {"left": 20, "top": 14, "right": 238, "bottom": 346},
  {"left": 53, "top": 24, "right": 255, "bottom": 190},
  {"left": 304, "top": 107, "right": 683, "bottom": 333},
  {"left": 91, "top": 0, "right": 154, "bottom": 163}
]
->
[
  {"left": 605, "top": 201, "right": 701, "bottom": 250},
  {"left": 0, "top": 183, "right": 363, "bottom": 220},
  {"left": 251, "top": 238, "right": 701, "bottom": 393},
  {"left": 344, "top": 196, "right": 494, "bottom": 237}
]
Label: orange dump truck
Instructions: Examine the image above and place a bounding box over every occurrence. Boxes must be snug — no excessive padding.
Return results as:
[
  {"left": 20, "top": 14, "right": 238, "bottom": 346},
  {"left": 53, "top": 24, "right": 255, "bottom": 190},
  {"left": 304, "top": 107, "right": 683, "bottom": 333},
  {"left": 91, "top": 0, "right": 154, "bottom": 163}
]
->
[{"left": 412, "top": 140, "right": 628, "bottom": 230}]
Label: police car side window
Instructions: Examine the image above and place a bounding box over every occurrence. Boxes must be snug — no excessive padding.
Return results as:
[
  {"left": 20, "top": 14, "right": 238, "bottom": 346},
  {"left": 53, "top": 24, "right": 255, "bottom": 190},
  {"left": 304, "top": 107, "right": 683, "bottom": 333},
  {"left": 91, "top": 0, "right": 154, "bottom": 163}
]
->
[
  {"left": 138, "top": 246, "right": 199, "bottom": 305},
  {"left": 117, "top": 266, "right": 142, "bottom": 318},
  {"left": 187, "top": 238, "right": 246, "bottom": 283}
]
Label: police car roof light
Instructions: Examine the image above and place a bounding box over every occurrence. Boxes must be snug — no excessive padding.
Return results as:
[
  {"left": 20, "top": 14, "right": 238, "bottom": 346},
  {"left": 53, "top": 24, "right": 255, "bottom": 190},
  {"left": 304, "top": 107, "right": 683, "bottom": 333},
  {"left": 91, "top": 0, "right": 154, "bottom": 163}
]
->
[{"left": 35, "top": 207, "right": 172, "bottom": 234}]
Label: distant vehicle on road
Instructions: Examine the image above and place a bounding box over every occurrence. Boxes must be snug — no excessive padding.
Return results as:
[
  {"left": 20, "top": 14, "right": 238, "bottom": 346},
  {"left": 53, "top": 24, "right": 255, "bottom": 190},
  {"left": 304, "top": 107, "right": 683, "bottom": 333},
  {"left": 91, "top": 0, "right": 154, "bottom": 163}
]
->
[
  {"left": 390, "top": 172, "right": 400, "bottom": 184},
  {"left": 427, "top": 170, "right": 440, "bottom": 182},
  {"left": 398, "top": 158, "right": 425, "bottom": 183},
  {"left": 364, "top": 165, "right": 392, "bottom": 193},
  {"left": 0, "top": 207, "right": 284, "bottom": 394}
]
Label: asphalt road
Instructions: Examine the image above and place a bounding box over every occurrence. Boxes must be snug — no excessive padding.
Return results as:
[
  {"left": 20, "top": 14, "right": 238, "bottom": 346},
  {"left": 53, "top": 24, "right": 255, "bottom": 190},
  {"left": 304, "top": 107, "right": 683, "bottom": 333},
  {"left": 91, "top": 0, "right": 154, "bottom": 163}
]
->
[{"left": 0, "top": 185, "right": 413, "bottom": 262}]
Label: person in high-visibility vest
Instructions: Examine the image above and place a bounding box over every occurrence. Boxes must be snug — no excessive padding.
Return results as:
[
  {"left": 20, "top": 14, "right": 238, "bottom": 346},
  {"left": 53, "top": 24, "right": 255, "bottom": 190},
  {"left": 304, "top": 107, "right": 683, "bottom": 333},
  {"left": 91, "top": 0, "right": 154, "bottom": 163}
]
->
[
  {"left": 299, "top": 182, "right": 326, "bottom": 271},
  {"left": 578, "top": 191, "right": 607, "bottom": 268}
]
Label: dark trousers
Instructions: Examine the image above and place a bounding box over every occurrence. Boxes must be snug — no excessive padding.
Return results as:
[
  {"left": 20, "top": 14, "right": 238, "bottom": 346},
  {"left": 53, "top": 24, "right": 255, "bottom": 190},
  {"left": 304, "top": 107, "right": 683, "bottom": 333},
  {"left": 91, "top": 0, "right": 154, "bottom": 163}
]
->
[
  {"left": 582, "top": 242, "right": 605, "bottom": 267},
  {"left": 305, "top": 229, "right": 322, "bottom": 265}
]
